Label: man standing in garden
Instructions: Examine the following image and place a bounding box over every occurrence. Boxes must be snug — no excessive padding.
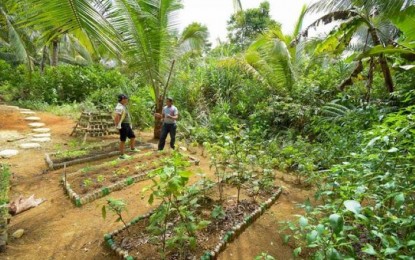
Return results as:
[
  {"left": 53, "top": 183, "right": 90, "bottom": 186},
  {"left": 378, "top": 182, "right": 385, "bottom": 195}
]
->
[
  {"left": 114, "top": 94, "right": 137, "bottom": 159},
  {"left": 156, "top": 97, "right": 179, "bottom": 150}
]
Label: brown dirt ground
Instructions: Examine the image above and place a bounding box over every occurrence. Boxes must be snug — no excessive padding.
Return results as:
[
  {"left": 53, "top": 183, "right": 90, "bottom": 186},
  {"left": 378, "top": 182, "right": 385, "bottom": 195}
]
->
[{"left": 0, "top": 105, "right": 314, "bottom": 260}]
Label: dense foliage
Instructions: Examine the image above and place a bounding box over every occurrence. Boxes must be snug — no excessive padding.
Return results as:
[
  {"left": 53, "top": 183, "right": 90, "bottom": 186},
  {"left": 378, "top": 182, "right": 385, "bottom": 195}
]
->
[{"left": 1, "top": 0, "right": 415, "bottom": 258}]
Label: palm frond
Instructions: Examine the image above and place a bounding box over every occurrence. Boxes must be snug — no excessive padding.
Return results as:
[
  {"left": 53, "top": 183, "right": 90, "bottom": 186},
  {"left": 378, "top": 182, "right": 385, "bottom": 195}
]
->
[
  {"left": 307, "top": 0, "right": 352, "bottom": 14},
  {"left": 178, "top": 22, "right": 209, "bottom": 54},
  {"left": 25, "top": 0, "right": 121, "bottom": 55},
  {"left": 233, "top": 0, "right": 243, "bottom": 13}
]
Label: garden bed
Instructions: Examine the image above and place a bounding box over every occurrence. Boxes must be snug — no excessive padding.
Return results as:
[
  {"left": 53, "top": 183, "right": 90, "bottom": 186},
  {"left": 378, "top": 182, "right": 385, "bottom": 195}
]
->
[
  {"left": 62, "top": 152, "right": 200, "bottom": 206},
  {"left": 104, "top": 183, "right": 282, "bottom": 259},
  {"left": 45, "top": 140, "right": 155, "bottom": 170}
]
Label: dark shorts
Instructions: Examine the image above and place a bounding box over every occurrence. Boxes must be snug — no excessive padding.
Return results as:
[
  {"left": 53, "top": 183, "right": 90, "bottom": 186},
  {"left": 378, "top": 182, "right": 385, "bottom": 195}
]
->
[{"left": 119, "top": 123, "right": 135, "bottom": 142}]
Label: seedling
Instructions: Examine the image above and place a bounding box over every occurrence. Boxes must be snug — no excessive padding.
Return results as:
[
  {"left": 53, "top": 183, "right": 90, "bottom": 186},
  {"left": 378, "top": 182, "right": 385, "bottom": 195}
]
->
[
  {"left": 97, "top": 175, "right": 106, "bottom": 183},
  {"left": 83, "top": 178, "right": 93, "bottom": 188},
  {"left": 113, "top": 167, "right": 128, "bottom": 176},
  {"left": 102, "top": 198, "right": 130, "bottom": 234}
]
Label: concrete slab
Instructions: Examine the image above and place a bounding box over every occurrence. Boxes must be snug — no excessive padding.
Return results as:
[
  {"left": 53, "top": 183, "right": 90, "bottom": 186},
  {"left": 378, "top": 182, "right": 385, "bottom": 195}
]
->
[
  {"left": 25, "top": 117, "right": 41, "bottom": 121},
  {"left": 21, "top": 111, "right": 36, "bottom": 115},
  {"left": 28, "top": 122, "right": 46, "bottom": 128},
  {"left": 0, "top": 149, "right": 19, "bottom": 158},
  {"left": 31, "top": 137, "right": 51, "bottom": 143},
  {"left": 33, "top": 133, "right": 51, "bottom": 138},
  {"left": 19, "top": 143, "right": 41, "bottom": 149},
  {"left": 32, "top": 128, "right": 50, "bottom": 133}
]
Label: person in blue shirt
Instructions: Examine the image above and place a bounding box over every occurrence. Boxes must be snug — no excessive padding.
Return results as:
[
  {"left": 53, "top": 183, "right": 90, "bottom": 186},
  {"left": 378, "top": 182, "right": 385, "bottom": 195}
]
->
[{"left": 155, "top": 97, "right": 179, "bottom": 150}]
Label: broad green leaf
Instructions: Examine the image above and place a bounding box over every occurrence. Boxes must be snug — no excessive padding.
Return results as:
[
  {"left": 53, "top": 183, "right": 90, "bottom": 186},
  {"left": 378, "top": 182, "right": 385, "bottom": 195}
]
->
[
  {"left": 179, "top": 170, "right": 193, "bottom": 178},
  {"left": 394, "top": 193, "right": 405, "bottom": 207},
  {"left": 388, "top": 147, "right": 399, "bottom": 153},
  {"left": 407, "top": 240, "right": 415, "bottom": 247},
  {"left": 299, "top": 216, "right": 308, "bottom": 227},
  {"left": 316, "top": 224, "right": 325, "bottom": 235},
  {"left": 306, "top": 230, "right": 319, "bottom": 244},
  {"left": 293, "top": 247, "right": 302, "bottom": 257},
  {"left": 148, "top": 193, "right": 154, "bottom": 205},
  {"left": 101, "top": 205, "right": 106, "bottom": 220},
  {"left": 384, "top": 247, "right": 398, "bottom": 255},
  {"left": 344, "top": 200, "right": 361, "bottom": 214},
  {"left": 327, "top": 248, "right": 342, "bottom": 260},
  {"left": 357, "top": 45, "right": 415, "bottom": 60},
  {"left": 362, "top": 244, "right": 377, "bottom": 255},
  {"left": 329, "top": 213, "right": 343, "bottom": 235}
]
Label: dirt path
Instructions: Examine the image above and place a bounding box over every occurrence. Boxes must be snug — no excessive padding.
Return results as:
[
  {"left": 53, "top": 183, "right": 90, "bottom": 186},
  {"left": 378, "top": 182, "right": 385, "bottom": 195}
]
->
[{"left": 0, "top": 106, "right": 312, "bottom": 260}]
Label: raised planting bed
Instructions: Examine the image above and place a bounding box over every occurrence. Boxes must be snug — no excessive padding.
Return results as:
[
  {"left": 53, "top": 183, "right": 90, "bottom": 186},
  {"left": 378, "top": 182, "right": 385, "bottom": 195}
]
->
[
  {"left": 104, "top": 183, "right": 282, "bottom": 259},
  {"left": 0, "top": 165, "right": 11, "bottom": 252},
  {"left": 45, "top": 141, "right": 155, "bottom": 170},
  {"left": 62, "top": 152, "right": 200, "bottom": 207}
]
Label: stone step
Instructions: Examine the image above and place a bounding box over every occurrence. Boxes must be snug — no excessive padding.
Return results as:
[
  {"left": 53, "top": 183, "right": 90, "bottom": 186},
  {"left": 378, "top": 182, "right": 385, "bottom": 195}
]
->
[
  {"left": 19, "top": 108, "right": 31, "bottom": 111},
  {"left": 25, "top": 116, "right": 41, "bottom": 121},
  {"left": 32, "top": 128, "right": 50, "bottom": 133},
  {"left": 21, "top": 111, "right": 36, "bottom": 115},
  {"left": 31, "top": 137, "right": 51, "bottom": 143},
  {"left": 28, "top": 122, "right": 46, "bottom": 128},
  {"left": 33, "top": 133, "right": 51, "bottom": 138},
  {"left": 19, "top": 143, "right": 41, "bottom": 149},
  {"left": 0, "top": 149, "right": 19, "bottom": 158}
]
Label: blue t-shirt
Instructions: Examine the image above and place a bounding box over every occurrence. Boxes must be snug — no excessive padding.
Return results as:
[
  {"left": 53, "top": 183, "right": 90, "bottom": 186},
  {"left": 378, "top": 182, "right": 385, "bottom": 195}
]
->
[{"left": 162, "top": 105, "right": 178, "bottom": 124}]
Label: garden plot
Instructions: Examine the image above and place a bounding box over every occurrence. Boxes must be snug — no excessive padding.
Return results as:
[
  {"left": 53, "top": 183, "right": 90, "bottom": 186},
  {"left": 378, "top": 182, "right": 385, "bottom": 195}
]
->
[
  {"left": 103, "top": 154, "right": 282, "bottom": 260},
  {"left": 45, "top": 141, "right": 155, "bottom": 170},
  {"left": 62, "top": 151, "right": 199, "bottom": 206}
]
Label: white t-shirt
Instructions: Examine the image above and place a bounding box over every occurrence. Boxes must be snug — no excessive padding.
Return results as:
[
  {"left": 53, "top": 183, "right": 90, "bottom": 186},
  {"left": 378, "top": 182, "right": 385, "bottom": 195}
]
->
[
  {"left": 162, "top": 105, "right": 178, "bottom": 124},
  {"left": 114, "top": 103, "right": 131, "bottom": 124}
]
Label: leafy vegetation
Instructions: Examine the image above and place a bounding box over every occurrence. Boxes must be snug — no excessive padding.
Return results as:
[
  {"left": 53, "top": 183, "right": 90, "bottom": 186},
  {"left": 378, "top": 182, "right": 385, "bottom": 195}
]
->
[{"left": 1, "top": 0, "right": 415, "bottom": 258}]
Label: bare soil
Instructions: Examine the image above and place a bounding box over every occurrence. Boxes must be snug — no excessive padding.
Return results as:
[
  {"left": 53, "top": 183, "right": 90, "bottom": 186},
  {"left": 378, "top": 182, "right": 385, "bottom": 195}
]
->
[{"left": 0, "top": 105, "right": 314, "bottom": 260}]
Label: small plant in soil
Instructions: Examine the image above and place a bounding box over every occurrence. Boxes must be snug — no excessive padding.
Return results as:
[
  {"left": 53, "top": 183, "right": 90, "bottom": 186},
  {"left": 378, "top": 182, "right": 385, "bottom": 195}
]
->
[
  {"left": 113, "top": 167, "right": 128, "bottom": 177},
  {"left": 207, "top": 143, "right": 229, "bottom": 202},
  {"left": 108, "top": 159, "right": 119, "bottom": 167},
  {"left": 102, "top": 198, "right": 130, "bottom": 234},
  {"left": 96, "top": 175, "right": 106, "bottom": 183},
  {"left": 83, "top": 178, "right": 93, "bottom": 188},
  {"left": 255, "top": 252, "right": 275, "bottom": 260},
  {"left": 211, "top": 205, "right": 225, "bottom": 220},
  {"left": 55, "top": 149, "right": 88, "bottom": 159},
  {"left": 144, "top": 152, "right": 210, "bottom": 259},
  {"left": 81, "top": 166, "right": 92, "bottom": 173}
]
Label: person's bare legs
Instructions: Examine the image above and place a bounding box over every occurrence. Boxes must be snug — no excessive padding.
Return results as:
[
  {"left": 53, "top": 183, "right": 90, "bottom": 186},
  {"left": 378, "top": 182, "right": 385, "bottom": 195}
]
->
[
  {"left": 120, "top": 141, "right": 126, "bottom": 155},
  {"left": 130, "top": 138, "right": 135, "bottom": 150}
]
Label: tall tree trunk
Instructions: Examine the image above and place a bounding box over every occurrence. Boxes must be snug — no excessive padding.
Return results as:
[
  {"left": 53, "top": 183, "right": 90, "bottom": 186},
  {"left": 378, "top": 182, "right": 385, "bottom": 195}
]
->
[
  {"left": 40, "top": 46, "right": 48, "bottom": 74},
  {"left": 51, "top": 39, "right": 59, "bottom": 66},
  {"left": 153, "top": 60, "right": 175, "bottom": 139},
  {"left": 369, "top": 28, "right": 394, "bottom": 93},
  {"left": 153, "top": 95, "right": 164, "bottom": 139},
  {"left": 365, "top": 57, "right": 375, "bottom": 102}
]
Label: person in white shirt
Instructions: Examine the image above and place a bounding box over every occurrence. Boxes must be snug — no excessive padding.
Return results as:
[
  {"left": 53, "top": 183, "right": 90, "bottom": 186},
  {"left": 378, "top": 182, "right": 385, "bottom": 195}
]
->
[
  {"left": 155, "top": 97, "right": 178, "bottom": 150},
  {"left": 114, "top": 94, "right": 137, "bottom": 159}
]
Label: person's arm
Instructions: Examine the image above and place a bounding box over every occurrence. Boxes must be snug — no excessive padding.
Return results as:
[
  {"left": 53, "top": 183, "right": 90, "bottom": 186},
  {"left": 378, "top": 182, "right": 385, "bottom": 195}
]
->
[
  {"left": 114, "top": 106, "right": 125, "bottom": 129},
  {"left": 114, "top": 113, "right": 121, "bottom": 126},
  {"left": 165, "top": 107, "right": 178, "bottom": 119}
]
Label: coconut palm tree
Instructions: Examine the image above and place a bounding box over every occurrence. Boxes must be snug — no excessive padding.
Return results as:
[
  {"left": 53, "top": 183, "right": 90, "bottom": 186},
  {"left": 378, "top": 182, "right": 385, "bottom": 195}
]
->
[
  {"left": 111, "top": 0, "right": 210, "bottom": 138},
  {"left": 220, "top": 5, "right": 308, "bottom": 92},
  {"left": 0, "top": 0, "right": 37, "bottom": 68},
  {"left": 24, "top": 0, "right": 121, "bottom": 66},
  {"left": 296, "top": 0, "right": 415, "bottom": 94}
]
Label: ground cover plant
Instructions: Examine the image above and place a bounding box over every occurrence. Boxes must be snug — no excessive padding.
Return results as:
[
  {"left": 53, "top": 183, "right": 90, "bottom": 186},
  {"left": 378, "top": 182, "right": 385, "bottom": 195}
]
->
[
  {"left": 108, "top": 152, "right": 281, "bottom": 259},
  {"left": 64, "top": 151, "right": 166, "bottom": 195}
]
